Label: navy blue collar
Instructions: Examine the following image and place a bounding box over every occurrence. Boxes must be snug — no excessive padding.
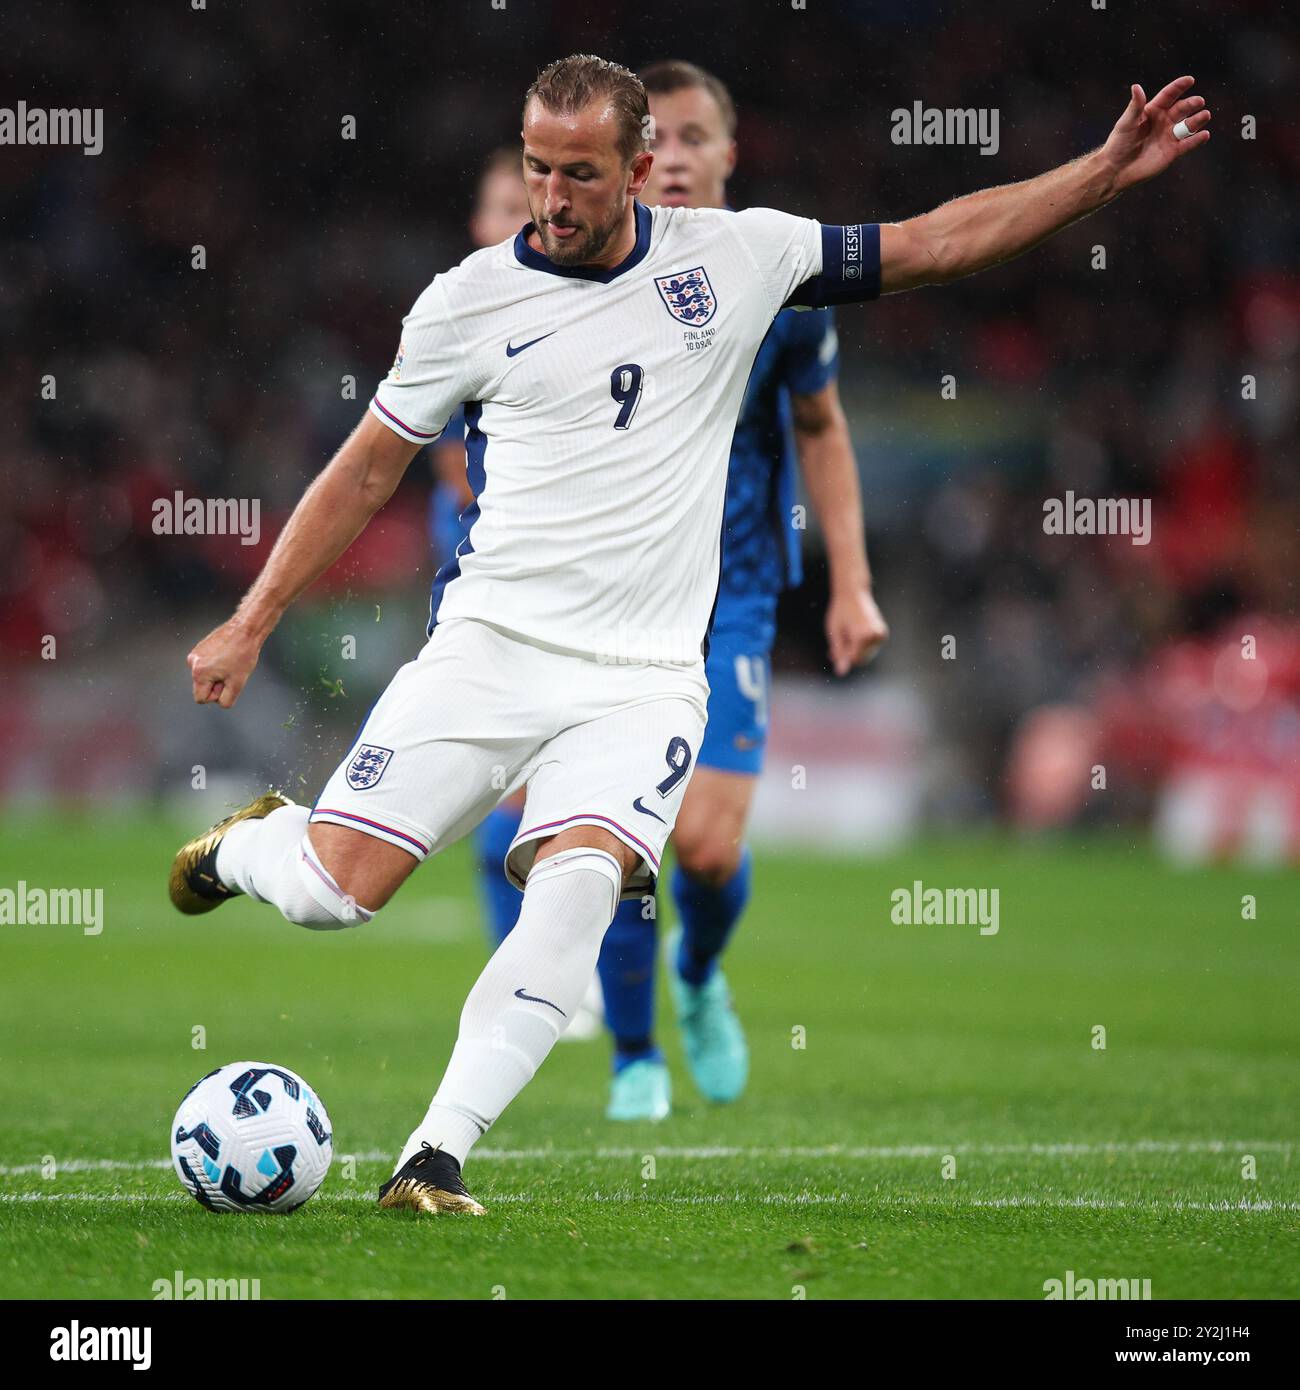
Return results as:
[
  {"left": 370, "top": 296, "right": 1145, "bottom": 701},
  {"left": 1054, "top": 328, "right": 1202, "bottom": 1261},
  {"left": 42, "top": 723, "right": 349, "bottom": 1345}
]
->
[{"left": 513, "top": 201, "right": 652, "bottom": 282}]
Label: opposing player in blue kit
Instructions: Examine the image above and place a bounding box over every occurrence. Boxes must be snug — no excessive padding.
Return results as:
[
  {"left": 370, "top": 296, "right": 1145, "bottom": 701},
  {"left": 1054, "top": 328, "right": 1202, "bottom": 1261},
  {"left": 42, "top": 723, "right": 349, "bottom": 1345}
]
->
[
  {"left": 172, "top": 53, "right": 1212, "bottom": 1213},
  {"left": 598, "top": 61, "right": 889, "bottom": 1119}
]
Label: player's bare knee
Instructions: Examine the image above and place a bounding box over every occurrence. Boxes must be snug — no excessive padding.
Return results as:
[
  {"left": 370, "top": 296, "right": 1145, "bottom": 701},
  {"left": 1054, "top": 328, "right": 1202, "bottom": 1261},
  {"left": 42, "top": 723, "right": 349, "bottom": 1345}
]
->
[
  {"left": 675, "top": 835, "right": 744, "bottom": 887},
  {"left": 535, "top": 825, "right": 639, "bottom": 889},
  {"left": 303, "top": 822, "right": 416, "bottom": 919},
  {"left": 307, "top": 822, "right": 414, "bottom": 911}
]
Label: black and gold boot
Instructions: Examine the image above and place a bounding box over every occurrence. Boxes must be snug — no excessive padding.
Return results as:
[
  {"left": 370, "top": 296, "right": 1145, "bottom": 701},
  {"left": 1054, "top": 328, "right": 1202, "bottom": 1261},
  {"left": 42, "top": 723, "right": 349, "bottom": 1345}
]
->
[
  {"left": 168, "top": 791, "right": 294, "bottom": 915},
  {"left": 378, "top": 1142, "right": 486, "bottom": 1215}
]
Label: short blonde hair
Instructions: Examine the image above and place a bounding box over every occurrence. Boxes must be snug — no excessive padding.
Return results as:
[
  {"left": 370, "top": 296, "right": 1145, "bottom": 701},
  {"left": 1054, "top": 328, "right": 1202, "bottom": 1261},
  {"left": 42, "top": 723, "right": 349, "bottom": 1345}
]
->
[{"left": 639, "top": 60, "right": 737, "bottom": 137}]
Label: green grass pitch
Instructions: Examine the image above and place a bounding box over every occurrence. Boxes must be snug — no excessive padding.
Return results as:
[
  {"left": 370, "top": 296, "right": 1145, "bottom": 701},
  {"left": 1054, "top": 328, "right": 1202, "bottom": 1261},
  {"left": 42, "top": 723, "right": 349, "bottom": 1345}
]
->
[{"left": 1, "top": 813, "right": 1295, "bottom": 1300}]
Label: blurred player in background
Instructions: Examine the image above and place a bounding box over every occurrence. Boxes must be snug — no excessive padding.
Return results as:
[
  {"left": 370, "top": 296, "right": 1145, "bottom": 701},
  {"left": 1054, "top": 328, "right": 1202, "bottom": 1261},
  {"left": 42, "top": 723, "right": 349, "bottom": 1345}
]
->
[{"left": 597, "top": 60, "right": 887, "bottom": 1118}]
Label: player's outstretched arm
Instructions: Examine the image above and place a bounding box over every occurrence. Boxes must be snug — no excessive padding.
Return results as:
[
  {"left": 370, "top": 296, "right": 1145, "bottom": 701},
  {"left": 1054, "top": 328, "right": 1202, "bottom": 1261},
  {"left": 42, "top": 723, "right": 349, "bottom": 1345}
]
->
[
  {"left": 791, "top": 382, "right": 888, "bottom": 676},
  {"left": 187, "top": 411, "right": 421, "bottom": 708},
  {"left": 878, "top": 76, "right": 1211, "bottom": 293}
]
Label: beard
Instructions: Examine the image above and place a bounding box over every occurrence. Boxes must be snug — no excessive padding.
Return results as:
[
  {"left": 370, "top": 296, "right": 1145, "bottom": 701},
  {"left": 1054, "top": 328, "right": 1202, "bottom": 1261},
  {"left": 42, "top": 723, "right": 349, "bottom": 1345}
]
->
[{"left": 534, "top": 197, "right": 625, "bottom": 266}]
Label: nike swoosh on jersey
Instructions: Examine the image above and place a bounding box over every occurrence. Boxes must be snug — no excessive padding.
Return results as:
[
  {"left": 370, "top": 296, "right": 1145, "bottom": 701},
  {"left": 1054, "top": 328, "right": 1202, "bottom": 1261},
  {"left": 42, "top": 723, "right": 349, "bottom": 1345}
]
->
[
  {"left": 505, "top": 332, "right": 557, "bottom": 357},
  {"left": 513, "top": 986, "right": 566, "bottom": 1016},
  {"left": 631, "top": 797, "right": 666, "bottom": 824}
]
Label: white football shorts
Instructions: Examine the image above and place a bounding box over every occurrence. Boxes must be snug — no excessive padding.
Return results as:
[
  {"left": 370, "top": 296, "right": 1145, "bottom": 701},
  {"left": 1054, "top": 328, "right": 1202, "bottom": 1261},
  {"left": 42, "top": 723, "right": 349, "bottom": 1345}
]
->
[{"left": 309, "top": 617, "right": 708, "bottom": 897}]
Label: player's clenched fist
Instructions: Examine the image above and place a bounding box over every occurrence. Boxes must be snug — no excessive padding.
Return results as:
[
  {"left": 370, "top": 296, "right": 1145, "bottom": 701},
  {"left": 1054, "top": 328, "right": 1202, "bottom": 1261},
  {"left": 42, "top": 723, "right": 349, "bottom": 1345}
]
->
[
  {"left": 188, "top": 618, "right": 262, "bottom": 708},
  {"left": 826, "top": 586, "right": 890, "bottom": 678}
]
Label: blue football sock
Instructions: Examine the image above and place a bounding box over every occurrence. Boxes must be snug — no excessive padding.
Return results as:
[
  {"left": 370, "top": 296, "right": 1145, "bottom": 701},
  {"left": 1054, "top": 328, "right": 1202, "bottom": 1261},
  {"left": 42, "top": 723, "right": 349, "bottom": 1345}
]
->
[
  {"left": 473, "top": 803, "right": 525, "bottom": 948},
  {"left": 673, "top": 849, "right": 752, "bottom": 986},
  {"left": 597, "top": 896, "right": 660, "bottom": 1070}
]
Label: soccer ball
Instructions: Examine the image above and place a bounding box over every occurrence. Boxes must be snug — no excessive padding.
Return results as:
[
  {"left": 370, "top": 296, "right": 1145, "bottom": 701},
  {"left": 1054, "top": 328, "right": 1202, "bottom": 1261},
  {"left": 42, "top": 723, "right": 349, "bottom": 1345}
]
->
[{"left": 170, "top": 1061, "right": 333, "bottom": 1213}]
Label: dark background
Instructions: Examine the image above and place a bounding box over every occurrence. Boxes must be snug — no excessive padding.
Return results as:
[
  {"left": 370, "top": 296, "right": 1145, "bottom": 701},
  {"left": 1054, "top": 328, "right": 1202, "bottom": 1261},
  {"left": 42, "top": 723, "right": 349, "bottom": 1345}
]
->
[{"left": 1, "top": 0, "right": 1295, "bottom": 839}]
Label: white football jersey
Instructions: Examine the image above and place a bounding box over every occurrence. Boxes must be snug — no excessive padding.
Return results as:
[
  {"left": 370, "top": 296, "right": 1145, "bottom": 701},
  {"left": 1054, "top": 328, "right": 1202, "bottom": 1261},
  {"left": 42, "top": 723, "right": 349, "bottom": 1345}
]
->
[{"left": 370, "top": 203, "right": 879, "bottom": 664}]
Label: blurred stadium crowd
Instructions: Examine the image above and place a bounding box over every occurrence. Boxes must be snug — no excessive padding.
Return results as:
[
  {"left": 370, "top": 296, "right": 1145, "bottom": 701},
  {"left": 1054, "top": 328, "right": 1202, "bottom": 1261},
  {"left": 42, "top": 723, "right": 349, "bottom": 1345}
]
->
[{"left": 1, "top": 1, "right": 1295, "bottom": 853}]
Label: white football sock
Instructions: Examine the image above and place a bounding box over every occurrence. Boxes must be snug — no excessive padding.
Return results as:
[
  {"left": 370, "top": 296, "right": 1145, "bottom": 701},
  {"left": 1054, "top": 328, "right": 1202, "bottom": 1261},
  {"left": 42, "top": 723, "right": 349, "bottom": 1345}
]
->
[
  {"left": 396, "top": 846, "right": 623, "bottom": 1169},
  {"left": 215, "top": 805, "right": 373, "bottom": 929}
]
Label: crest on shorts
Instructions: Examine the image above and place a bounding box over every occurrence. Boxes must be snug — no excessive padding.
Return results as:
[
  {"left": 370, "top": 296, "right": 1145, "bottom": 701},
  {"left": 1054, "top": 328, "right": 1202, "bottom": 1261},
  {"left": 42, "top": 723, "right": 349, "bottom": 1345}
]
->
[
  {"left": 346, "top": 743, "right": 393, "bottom": 790},
  {"left": 654, "top": 266, "right": 717, "bottom": 326},
  {"left": 390, "top": 342, "right": 405, "bottom": 381}
]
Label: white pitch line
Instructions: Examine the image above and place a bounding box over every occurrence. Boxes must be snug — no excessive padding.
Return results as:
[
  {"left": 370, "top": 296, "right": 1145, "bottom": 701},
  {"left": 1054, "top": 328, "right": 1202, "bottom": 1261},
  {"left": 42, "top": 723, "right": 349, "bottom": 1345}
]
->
[
  {"left": 0, "top": 1139, "right": 1292, "bottom": 1178},
  {"left": 2, "top": 1191, "right": 1296, "bottom": 1213},
  {"left": 967, "top": 1195, "right": 1300, "bottom": 1212},
  {"left": 475, "top": 1140, "right": 1299, "bottom": 1161}
]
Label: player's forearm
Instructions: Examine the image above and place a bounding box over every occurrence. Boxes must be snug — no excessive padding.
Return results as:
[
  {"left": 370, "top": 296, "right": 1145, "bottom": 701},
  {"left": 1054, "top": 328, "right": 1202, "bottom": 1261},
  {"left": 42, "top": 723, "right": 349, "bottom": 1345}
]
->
[
  {"left": 232, "top": 480, "right": 370, "bottom": 641},
  {"left": 797, "top": 413, "right": 872, "bottom": 593},
  {"left": 232, "top": 420, "right": 412, "bottom": 642},
  {"left": 908, "top": 147, "right": 1121, "bottom": 287}
]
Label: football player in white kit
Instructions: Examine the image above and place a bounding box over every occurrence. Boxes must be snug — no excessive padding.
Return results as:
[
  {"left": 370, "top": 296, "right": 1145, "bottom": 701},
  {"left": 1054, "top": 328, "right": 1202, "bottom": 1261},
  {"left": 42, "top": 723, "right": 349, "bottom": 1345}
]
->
[{"left": 170, "top": 55, "right": 1211, "bottom": 1214}]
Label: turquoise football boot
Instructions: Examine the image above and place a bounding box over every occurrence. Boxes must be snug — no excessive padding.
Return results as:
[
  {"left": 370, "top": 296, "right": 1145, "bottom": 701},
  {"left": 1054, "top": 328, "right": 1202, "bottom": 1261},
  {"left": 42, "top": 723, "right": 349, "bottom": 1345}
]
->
[
  {"left": 667, "top": 929, "right": 749, "bottom": 1103},
  {"left": 606, "top": 1057, "right": 671, "bottom": 1122}
]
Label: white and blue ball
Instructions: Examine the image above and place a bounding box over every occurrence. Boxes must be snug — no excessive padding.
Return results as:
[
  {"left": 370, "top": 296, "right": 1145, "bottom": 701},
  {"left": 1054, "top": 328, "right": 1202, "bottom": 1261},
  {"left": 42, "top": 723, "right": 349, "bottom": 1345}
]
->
[{"left": 170, "top": 1061, "right": 333, "bottom": 1213}]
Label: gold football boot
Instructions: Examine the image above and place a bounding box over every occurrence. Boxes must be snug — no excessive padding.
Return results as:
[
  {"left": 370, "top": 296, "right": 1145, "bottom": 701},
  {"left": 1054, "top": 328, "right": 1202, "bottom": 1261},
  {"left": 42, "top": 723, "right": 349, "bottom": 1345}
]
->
[
  {"left": 168, "top": 791, "right": 294, "bottom": 914},
  {"left": 378, "top": 1142, "right": 486, "bottom": 1215}
]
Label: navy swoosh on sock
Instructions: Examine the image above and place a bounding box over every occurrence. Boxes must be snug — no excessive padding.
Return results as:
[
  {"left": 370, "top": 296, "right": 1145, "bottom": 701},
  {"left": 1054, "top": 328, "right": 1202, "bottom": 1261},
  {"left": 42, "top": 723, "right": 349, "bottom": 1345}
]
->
[{"left": 513, "top": 987, "right": 566, "bottom": 1017}]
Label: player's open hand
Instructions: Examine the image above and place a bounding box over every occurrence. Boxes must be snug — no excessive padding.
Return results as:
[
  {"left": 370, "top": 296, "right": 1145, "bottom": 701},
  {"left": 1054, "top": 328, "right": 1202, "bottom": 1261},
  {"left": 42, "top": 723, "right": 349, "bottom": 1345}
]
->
[
  {"left": 826, "top": 586, "right": 889, "bottom": 678},
  {"left": 1101, "top": 77, "right": 1211, "bottom": 191},
  {"left": 187, "top": 618, "right": 262, "bottom": 708}
]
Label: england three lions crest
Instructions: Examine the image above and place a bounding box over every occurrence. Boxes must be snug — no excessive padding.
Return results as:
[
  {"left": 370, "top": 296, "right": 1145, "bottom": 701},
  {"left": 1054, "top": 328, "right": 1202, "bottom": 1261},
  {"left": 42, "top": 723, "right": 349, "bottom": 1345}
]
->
[
  {"left": 655, "top": 266, "right": 717, "bottom": 326},
  {"left": 346, "top": 743, "right": 393, "bottom": 790}
]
